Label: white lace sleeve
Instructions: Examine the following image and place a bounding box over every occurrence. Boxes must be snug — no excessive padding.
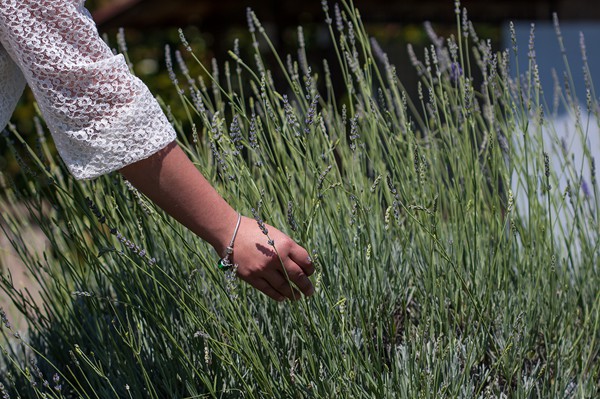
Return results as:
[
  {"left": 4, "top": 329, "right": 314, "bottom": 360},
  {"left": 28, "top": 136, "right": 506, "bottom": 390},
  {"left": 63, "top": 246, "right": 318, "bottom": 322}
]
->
[{"left": 0, "top": 0, "right": 177, "bottom": 179}]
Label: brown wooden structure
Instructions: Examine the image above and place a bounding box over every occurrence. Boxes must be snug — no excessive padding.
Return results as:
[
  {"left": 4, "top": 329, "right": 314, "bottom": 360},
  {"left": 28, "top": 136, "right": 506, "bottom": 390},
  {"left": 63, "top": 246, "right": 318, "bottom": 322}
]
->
[{"left": 93, "top": 0, "right": 600, "bottom": 30}]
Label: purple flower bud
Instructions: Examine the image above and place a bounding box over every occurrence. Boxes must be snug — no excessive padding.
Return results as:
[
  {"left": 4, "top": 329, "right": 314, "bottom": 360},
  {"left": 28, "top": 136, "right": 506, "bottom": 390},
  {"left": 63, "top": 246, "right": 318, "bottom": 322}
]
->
[
  {"left": 450, "top": 62, "right": 463, "bottom": 81},
  {"left": 582, "top": 178, "right": 591, "bottom": 197}
]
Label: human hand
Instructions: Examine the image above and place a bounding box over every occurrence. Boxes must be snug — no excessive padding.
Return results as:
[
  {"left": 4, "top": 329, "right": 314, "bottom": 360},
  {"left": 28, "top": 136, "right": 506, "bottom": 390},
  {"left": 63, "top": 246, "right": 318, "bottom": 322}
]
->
[
  {"left": 223, "top": 216, "right": 315, "bottom": 301},
  {"left": 119, "top": 144, "right": 314, "bottom": 301}
]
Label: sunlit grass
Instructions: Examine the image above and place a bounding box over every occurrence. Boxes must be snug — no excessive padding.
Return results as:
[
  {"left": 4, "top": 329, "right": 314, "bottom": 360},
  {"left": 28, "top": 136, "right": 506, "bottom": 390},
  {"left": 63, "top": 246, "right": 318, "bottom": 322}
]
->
[{"left": 1, "top": 1, "right": 598, "bottom": 397}]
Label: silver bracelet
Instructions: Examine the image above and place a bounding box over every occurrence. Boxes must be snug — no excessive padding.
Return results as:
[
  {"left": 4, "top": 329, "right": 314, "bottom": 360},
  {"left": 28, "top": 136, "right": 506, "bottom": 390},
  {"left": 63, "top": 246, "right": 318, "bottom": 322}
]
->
[{"left": 217, "top": 212, "right": 242, "bottom": 270}]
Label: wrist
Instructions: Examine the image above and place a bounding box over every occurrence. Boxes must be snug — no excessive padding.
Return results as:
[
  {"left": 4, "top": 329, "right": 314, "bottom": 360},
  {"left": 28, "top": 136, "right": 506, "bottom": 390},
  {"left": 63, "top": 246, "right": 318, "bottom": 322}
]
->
[
  {"left": 217, "top": 212, "right": 242, "bottom": 270},
  {"left": 207, "top": 209, "right": 240, "bottom": 252}
]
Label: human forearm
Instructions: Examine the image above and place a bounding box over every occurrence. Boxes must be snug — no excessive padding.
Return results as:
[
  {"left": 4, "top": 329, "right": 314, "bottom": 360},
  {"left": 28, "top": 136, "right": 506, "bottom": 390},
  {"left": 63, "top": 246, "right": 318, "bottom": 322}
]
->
[{"left": 119, "top": 141, "right": 238, "bottom": 255}]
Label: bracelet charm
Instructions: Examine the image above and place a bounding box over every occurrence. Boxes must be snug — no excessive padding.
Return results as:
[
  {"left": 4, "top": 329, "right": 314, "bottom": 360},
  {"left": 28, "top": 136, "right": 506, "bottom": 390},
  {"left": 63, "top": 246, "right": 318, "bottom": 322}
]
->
[{"left": 217, "top": 213, "right": 241, "bottom": 270}]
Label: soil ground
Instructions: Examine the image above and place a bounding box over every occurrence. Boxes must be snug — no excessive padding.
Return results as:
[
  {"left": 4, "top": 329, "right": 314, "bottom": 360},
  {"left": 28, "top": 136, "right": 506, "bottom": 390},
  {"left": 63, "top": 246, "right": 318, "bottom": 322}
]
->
[{"left": 0, "top": 201, "right": 45, "bottom": 333}]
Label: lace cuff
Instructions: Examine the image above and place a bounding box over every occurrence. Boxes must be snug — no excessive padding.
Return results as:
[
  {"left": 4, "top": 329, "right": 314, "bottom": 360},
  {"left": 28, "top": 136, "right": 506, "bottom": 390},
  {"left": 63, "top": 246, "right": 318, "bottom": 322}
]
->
[
  {"left": 0, "top": 0, "right": 177, "bottom": 179},
  {"left": 42, "top": 53, "right": 178, "bottom": 179}
]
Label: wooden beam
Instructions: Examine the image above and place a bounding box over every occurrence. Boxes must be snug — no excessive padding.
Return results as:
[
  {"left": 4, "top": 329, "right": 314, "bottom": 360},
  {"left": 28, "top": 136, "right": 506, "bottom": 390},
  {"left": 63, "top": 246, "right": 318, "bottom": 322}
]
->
[{"left": 93, "top": 0, "right": 600, "bottom": 30}]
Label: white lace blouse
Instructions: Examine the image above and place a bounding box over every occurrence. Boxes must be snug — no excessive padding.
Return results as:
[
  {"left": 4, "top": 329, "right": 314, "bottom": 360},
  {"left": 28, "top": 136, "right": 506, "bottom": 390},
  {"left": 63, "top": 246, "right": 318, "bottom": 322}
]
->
[{"left": 0, "top": 0, "right": 176, "bottom": 179}]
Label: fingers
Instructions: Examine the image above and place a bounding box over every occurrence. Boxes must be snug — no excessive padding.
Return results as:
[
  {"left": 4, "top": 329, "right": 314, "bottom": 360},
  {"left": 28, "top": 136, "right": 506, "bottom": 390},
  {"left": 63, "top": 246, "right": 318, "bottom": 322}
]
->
[
  {"left": 238, "top": 264, "right": 307, "bottom": 301},
  {"left": 256, "top": 236, "right": 315, "bottom": 299},
  {"left": 252, "top": 279, "right": 286, "bottom": 302},
  {"left": 247, "top": 261, "right": 313, "bottom": 301},
  {"left": 265, "top": 270, "right": 303, "bottom": 301},
  {"left": 281, "top": 261, "right": 314, "bottom": 297},
  {"left": 288, "top": 244, "right": 315, "bottom": 276},
  {"left": 233, "top": 225, "right": 315, "bottom": 301}
]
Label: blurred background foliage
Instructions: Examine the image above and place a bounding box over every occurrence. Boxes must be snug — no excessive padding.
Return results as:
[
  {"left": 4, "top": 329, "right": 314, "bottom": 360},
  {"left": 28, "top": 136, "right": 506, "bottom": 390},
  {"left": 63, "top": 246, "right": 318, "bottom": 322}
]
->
[
  {"left": 5, "top": 0, "right": 599, "bottom": 182},
  {"left": 0, "top": 0, "right": 509, "bottom": 182}
]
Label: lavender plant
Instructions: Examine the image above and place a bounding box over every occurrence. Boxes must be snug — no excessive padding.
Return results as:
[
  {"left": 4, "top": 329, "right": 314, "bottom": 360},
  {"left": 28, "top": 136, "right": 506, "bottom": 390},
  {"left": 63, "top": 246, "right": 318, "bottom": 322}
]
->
[{"left": 1, "top": 0, "right": 598, "bottom": 397}]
